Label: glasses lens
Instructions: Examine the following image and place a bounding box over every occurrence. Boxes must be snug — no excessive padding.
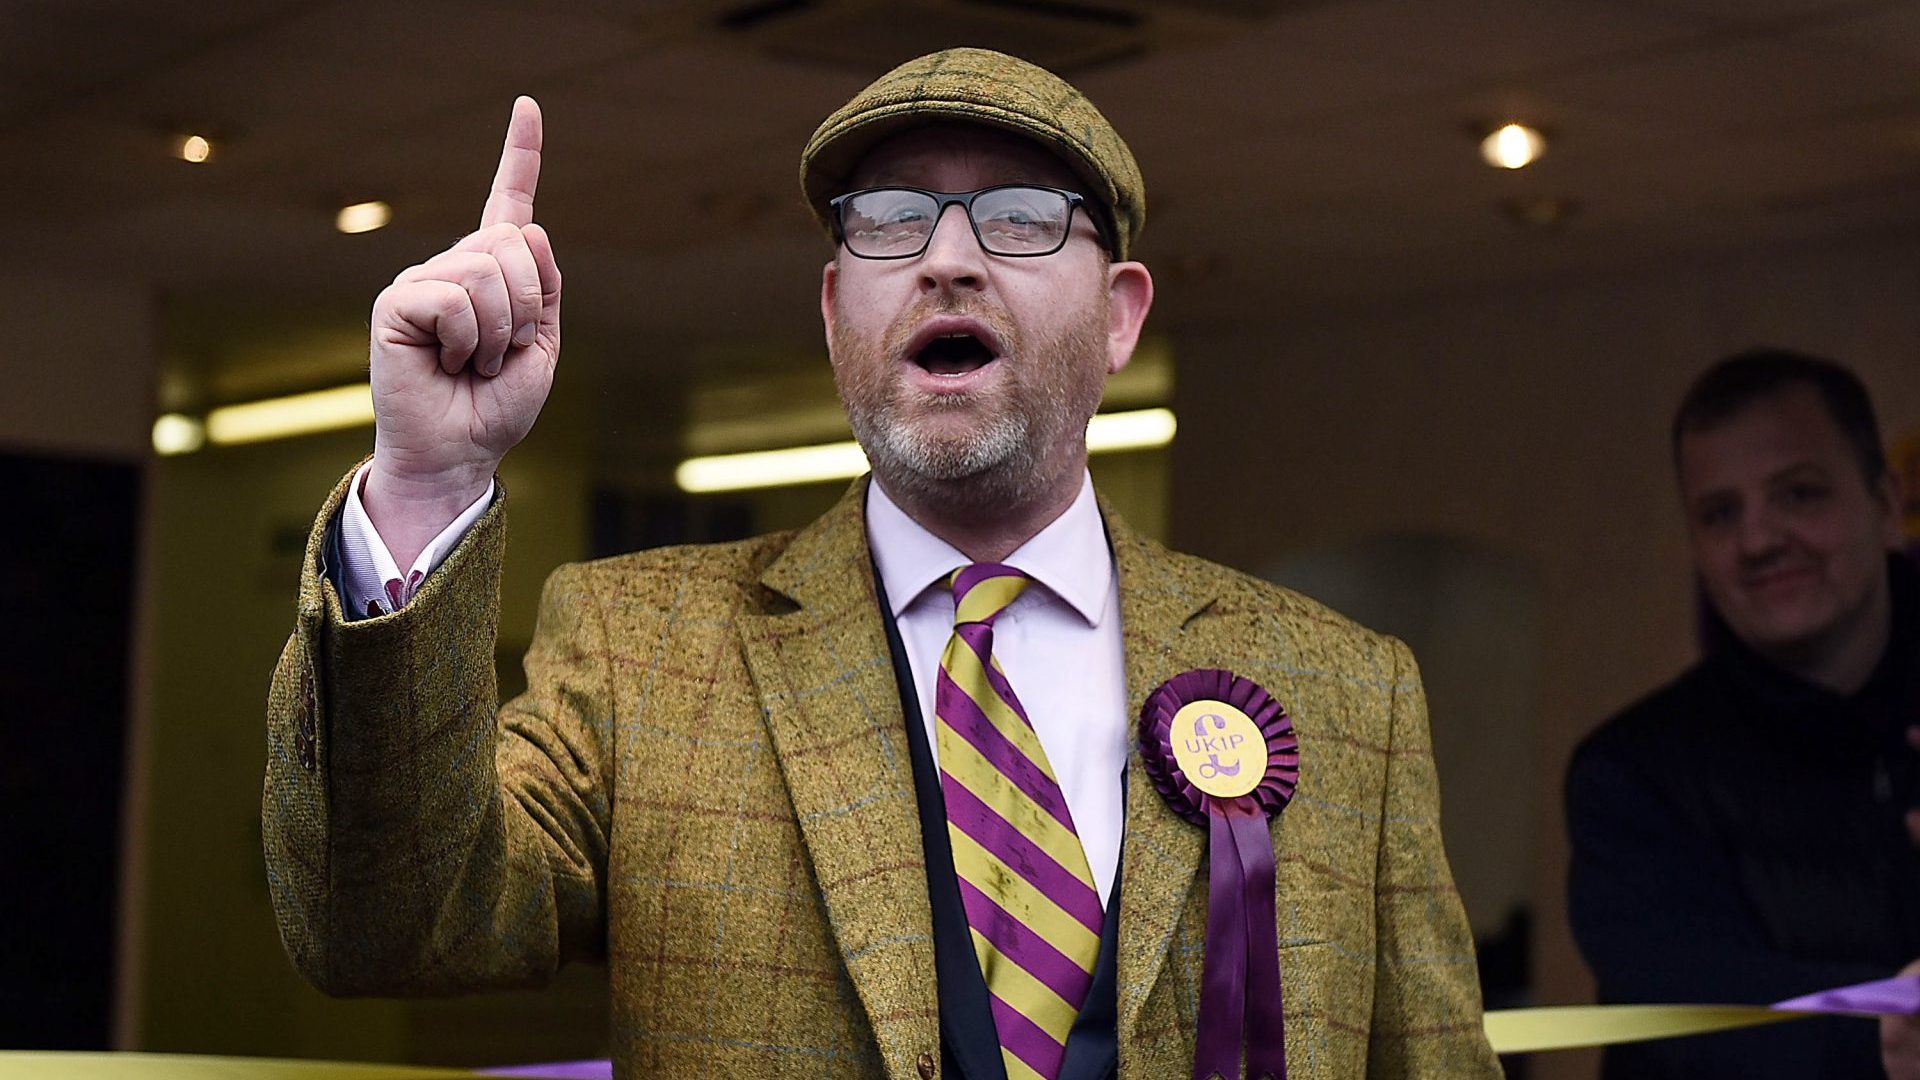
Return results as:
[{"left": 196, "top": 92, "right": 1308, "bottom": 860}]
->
[
  {"left": 840, "top": 189, "right": 938, "bottom": 257},
  {"left": 971, "top": 187, "right": 1072, "bottom": 255}
]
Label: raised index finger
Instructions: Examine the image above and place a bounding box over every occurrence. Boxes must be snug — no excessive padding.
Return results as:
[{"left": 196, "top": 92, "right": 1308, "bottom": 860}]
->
[{"left": 480, "top": 96, "right": 542, "bottom": 229}]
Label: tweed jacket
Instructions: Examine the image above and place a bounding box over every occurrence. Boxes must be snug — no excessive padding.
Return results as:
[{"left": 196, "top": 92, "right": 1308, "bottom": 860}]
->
[{"left": 264, "top": 472, "right": 1500, "bottom": 1079}]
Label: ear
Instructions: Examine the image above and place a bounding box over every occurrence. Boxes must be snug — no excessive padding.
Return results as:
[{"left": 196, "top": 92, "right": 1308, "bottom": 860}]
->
[
  {"left": 1877, "top": 466, "right": 1909, "bottom": 549},
  {"left": 820, "top": 258, "right": 840, "bottom": 345},
  {"left": 1103, "top": 260, "right": 1154, "bottom": 376}
]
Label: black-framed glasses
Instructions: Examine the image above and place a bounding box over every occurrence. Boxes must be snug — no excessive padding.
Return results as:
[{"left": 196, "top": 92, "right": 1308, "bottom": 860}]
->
[{"left": 829, "top": 185, "right": 1097, "bottom": 259}]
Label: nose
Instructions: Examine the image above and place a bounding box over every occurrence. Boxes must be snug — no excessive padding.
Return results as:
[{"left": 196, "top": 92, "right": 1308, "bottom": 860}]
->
[
  {"left": 917, "top": 202, "right": 987, "bottom": 296},
  {"left": 1735, "top": 505, "right": 1788, "bottom": 561}
]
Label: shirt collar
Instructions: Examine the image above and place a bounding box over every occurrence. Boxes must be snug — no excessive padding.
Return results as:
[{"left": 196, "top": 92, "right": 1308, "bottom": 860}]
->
[{"left": 865, "top": 472, "right": 1113, "bottom": 627}]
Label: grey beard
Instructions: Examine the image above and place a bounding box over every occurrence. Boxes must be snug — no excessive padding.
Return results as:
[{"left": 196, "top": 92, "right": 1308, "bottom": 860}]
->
[
  {"left": 829, "top": 286, "right": 1108, "bottom": 515},
  {"left": 848, "top": 398, "right": 1057, "bottom": 511}
]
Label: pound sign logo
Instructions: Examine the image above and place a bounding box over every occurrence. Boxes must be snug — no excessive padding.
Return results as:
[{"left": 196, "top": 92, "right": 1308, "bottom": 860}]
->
[
  {"left": 1191, "top": 713, "right": 1241, "bottom": 781},
  {"left": 1169, "top": 700, "right": 1267, "bottom": 799}
]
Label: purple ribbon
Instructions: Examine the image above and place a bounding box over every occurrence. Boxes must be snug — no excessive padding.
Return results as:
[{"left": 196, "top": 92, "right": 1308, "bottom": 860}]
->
[
  {"left": 1140, "top": 669, "right": 1299, "bottom": 1080},
  {"left": 477, "top": 1062, "right": 612, "bottom": 1079},
  {"left": 1196, "top": 799, "right": 1287, "bottom": 1080},
  {"left": 1774, "top": 974, "right": 1920, "bottom": 1015}
]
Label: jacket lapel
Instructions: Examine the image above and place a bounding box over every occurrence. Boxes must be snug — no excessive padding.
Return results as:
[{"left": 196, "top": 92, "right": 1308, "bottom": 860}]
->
[
  {"left": 1104, "top": 502, "right": 1220, "bottom": 1053},
  {"left": 740, "top": 482, "right": 940, "bottom": 1079}
]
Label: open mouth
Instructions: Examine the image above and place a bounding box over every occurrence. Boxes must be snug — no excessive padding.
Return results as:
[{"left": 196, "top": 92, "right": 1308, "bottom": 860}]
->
[
  {"left": 914, "top": 332, "right": 997, "bottom": 376},
  {"left": 904, "top": 316, "right": 1005, "bottom": 381}
]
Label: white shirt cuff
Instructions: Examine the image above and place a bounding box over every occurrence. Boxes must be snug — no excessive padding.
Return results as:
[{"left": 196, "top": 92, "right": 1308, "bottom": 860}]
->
[{"left": 337, "top": 461, "right": 494, "bottom": 618}]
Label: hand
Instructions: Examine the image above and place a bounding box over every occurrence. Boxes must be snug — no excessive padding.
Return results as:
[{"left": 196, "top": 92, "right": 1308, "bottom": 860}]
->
[
  {"left": 363, "top": 96, "right": 562, "bottom": 564},
  {"left": 1883, "top": 958, "right": 1920, "bottom": 1079}
]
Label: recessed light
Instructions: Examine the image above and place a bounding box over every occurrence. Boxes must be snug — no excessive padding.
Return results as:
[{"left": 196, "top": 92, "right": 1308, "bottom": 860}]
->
[
  {"left": 152, "top": 413, "right": 206, "bottom": 455},
  {"left": 178, "top": 134, "right": 212, "bottom": 164},
  {"left": 1481, "top": 123, "right": 1546, "bottom": 170},
  {"left": 335, "top": 200, "right": 392, "bottom": 234}
]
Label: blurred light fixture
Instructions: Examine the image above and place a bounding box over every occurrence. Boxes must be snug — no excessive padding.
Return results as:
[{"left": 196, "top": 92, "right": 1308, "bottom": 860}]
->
[
  {"left": 204, "top": 383, "right": 375, "bottom": 445},
  {"left": 152, "top": 413, "right": 206, "bottom": 455},
  {"left": 677, "top": 440, "right": 870, "bottom": 494},
  {"left": 675, "top": 407, "right": 1178, "bottom": 493},
  {"left": 177, "top": 134, "right": 213, "bottom": 164},
  {"left": 335, "top": 200, "right": 392, "bottom": 234},
  {"left": 1087, "top": 407, "right": 1177, "bottom": 453},
  {"left": 1481, "top": 123, "right": 1546, "bottom": 170}
]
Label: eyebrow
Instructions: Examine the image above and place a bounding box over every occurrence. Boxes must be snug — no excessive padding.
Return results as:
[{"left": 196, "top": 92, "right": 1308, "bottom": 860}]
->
[
  {"left": 1765, "top": 461, "right": 1832, "bottom": 484},
  {"left": 1689, "top": 460, "right": 1834, "bottom": 503}
]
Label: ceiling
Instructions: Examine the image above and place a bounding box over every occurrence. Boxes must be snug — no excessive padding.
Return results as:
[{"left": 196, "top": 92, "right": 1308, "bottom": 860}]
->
[{"left": 14, "top": 0, "right": 1920, "bottom": 406}]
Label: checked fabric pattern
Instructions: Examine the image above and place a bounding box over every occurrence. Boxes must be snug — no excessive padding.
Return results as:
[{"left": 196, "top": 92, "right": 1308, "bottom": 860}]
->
[
  {"left": 935, "top": 563, "right": 1104, "bottom": 1080},
  {"left": 267, "top": 470, "right": 1504, "bottom": 1078}
]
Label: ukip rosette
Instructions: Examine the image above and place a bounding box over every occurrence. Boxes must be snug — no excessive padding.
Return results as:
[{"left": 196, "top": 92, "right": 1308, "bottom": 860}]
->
[{"left": 1139, "top": 669, "right": 1300, "bottom": 1080}]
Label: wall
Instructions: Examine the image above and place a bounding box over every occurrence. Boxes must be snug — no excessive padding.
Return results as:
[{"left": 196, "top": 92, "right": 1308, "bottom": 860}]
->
[
  {"left": 1169, "top": 228, "right": 1920, "bottom": 1080},
  {"left": 0, "top": 276, "right": 155, "bottom": 460}
]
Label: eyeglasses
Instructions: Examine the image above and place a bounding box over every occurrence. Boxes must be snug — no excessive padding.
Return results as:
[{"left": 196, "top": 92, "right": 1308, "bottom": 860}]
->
[{"left": 829, "top": 185, "right": 1100, "bottom": 259}]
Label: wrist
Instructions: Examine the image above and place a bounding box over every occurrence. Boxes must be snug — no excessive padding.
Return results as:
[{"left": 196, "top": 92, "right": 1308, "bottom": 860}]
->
[
  {"left": 361, "top": 458, "right": 494, "bottom": 568},
  {"left": 364, "top": 457, "right": 493, "bottom": 515}
]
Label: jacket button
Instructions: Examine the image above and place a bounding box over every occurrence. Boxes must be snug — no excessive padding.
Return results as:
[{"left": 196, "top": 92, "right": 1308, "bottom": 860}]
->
[{"left": 916, "top": 1051, "right": 935, "bottom": 1079}]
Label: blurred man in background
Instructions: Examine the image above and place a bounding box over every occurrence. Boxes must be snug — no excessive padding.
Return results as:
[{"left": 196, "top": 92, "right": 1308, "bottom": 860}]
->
[{"left": 1568, "top": 348, "right": 1920, "bottom": 1078}]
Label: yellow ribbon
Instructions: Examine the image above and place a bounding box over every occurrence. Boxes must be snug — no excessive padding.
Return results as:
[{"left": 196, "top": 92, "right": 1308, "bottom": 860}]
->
[
  {"left": 1484, "top": 1004, "right": 1837, "bottom": 1054},
  {"left": 0, "top": 1053, "right": 484, "bottom": 1079},
  {"left": 0, "top": 1005, "right": 1892, "bottom": 1074}
]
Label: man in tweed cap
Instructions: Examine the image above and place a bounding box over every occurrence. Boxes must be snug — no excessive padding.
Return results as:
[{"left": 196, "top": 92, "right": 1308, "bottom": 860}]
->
[{"left": 265, "top": 48, "right": 1499, "bottom": 1079}]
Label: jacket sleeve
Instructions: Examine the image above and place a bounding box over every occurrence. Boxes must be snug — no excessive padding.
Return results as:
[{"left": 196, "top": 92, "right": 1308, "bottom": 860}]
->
[
  {"left": 263, "top": 468, "right": 613, "bottom": 996},
  {"left": 1565, "top": 733, "right": 1885, "bottom": 1079},
  {"left": 1365, "top": 638, "right": 1503, "bottom": 1079}
]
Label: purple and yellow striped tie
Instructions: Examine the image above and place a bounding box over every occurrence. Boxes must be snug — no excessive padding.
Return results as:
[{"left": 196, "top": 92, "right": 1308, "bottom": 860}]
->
[{"left": 936, "top": 562, "right": 1103, "bottom": 1080}]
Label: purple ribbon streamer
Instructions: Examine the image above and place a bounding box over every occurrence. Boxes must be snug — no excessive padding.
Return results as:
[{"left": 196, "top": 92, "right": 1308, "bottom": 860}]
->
[
  {"left": 1773, "top": 974, "right": 1920, "bottom": 1016},
  {"left": 1230, "top": 802, "right": 1286, "bottom": 1080},
  {"left": 1196, "top": 809, "right": 1250, "bottom": 1080},
  {"left": 1193, "top": 799, "right": 1287, "bottom": 1080},
  {"left": 477, "top": 1062, "right": 613, "bottom": 1079}
]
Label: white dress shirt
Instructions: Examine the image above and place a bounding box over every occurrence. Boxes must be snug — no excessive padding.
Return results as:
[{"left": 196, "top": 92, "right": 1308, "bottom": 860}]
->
[
  {"left": 865, "top": 475, "right": 1129, "bottom": 904},
  {"left": 339, "top": 467, "right": 1131, "bottom": 902},
  {"left": 337, "top": 462, "right": 494, "bottom": 617}
]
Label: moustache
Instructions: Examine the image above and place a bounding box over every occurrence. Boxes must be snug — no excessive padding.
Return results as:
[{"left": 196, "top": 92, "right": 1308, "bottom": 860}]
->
[{"left": 882, "top": 296, "right": 1019, "bottom": 363}]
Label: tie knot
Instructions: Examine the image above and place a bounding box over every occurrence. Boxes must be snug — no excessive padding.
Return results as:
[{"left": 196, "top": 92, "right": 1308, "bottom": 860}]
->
[{"left": 949, "top": 563, "right": 1030, "bottom": 627}]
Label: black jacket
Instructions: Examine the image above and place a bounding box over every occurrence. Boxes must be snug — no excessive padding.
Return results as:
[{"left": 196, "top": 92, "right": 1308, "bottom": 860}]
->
[{"left": 1567, "top": 555, "right": 1920, "bottom": 1079}]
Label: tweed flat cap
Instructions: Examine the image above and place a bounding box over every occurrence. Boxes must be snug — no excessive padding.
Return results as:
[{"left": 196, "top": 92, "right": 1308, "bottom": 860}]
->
[{"left": 801, "top": 47, "right": 1145, "bottom": 260}]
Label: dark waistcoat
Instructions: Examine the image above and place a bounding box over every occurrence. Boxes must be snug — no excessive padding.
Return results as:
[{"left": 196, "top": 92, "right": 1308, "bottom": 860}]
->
[{"left": 877, "top": 579, "right": 1122, "bottom": 1080}]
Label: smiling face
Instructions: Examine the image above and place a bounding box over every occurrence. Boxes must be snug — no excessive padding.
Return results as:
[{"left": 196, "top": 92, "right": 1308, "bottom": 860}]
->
[
  {"left": 1678, "top": 385, "right": 1904, "bottom": 681},
  {"left": 820, "top": 124, "right": 1150, "bottom": 515}
]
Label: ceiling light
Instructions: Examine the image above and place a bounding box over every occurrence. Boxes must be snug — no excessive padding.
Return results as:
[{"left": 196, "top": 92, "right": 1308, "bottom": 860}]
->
[
  {"left": 675, "top": 408, "right": 1179, "bottom": 494},
  {"left": 204, "top": 383, "right": 374, "bottom": 445},
  {"left": 177, "top": 134, "right": 212, "bottom": 164},
  {"left": 1481, "top": 123, "right": 1546, "bottom": 170},
  {"left": 335, "top": 200, "right": 391, "bottom": 234},
  {"left": 152, "top": 414, "right": 206, "bottom": 455}
]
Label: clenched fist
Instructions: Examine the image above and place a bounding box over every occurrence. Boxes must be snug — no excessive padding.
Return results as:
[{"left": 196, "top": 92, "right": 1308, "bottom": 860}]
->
[{"left": 363, "top": 96, "right": 561, "bottom": 567}]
